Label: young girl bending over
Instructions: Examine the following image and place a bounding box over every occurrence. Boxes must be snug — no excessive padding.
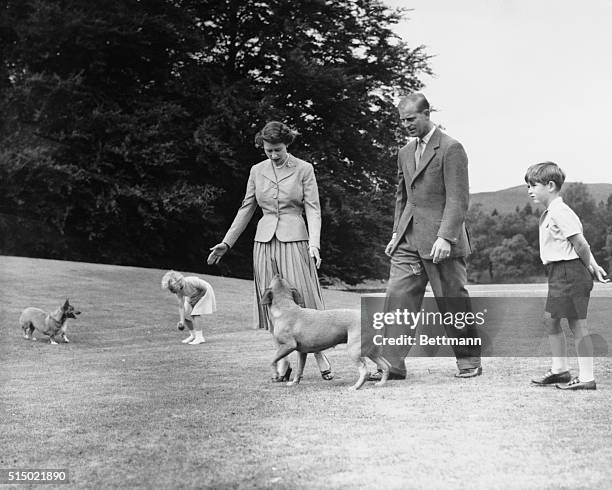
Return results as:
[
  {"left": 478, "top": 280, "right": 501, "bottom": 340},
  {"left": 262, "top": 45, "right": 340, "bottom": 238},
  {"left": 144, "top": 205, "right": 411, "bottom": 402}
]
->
[{"left": 161, "top": 271, "right": 217, "bottom": 345}]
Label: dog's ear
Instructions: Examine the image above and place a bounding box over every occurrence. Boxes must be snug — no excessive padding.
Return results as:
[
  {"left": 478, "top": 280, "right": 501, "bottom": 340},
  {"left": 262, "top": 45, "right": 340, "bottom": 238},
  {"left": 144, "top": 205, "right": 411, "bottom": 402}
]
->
[
  {"left": 260, "top": 288, "right": 273, "bottom": 306},
  {"left": 63, "top": 299, "right": 70, "bottom": 308},
  {"left": 291, "top": 289, "right": 305, "bottom": 307}
]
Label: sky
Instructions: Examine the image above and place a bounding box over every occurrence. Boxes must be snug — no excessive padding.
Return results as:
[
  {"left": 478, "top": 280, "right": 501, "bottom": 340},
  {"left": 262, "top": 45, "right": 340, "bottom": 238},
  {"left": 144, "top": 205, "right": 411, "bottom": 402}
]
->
[{"left": 383, "top": 0, "right": 612, "bottom": 192}]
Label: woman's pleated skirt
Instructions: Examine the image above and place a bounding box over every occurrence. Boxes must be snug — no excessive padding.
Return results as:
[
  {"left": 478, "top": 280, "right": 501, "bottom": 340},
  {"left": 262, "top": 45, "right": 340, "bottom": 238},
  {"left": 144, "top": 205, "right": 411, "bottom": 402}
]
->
[{"left": 253, "top": 237, "right": 324, "bottom": 332}]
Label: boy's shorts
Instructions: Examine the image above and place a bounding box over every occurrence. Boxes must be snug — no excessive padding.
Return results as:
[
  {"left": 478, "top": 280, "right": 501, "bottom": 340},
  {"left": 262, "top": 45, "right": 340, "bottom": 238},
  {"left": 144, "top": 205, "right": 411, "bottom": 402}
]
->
[{"left": 546, "top": 259, "right": 593, "bottom": 319}]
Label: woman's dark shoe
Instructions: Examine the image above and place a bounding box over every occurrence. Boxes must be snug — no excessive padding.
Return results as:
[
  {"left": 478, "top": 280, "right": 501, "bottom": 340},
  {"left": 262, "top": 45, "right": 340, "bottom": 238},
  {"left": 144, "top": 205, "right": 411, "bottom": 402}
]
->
[
  {"left": 320, "top": 369, "right": 334, "bottom": 381},
  {"left": 368, "top": 370, "right": 405, "bottom": 381},
  {"left": 272, "top": 365, "right": 292, "bottom": 382}
]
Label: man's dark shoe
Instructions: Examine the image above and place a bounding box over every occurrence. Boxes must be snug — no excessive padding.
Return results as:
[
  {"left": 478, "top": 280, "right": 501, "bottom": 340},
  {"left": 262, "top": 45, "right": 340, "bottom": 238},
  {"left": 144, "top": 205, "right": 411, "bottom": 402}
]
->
[
  {"left": 531, "top": 369, "right": 571, "bottom": 385},
  {"left": 367, "top": 370, "right": 406, "bottom": 381},
  {"left": 556, "top": 376, "right": 596, "bottom": 390},
  {"left": 454, "top": 366, "right": 483, "bottom": 378}
]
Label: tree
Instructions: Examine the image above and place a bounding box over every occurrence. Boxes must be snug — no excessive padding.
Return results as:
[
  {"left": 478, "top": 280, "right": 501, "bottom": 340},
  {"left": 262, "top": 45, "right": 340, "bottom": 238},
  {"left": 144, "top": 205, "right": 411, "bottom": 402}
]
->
[
  {"left": 562, "top": 182, "right": 596, "bottom": 221},
  {"left": 466, "top": 203, "right": 500, "bottom": 282},
  {"left": 1, "top": 0, "right": 432, "bottom": 283},
  {"left": 189, "top": 0, "right": 431, "bottom": 282},
  {"left": 467, "top": 203, "right": 541, "bottom": 283},
  {"left": 605, "top": 230, "right": 612, "bottom": 274},
  {"left": 563, "top": 183, "right": 608, "bottom": 266},
  {"left": 489, "top": 234, "right": 540, "bottom": 281},
  {"left": 520, "top": 202, "right": 532, "bottom": 217},
  {"left": 0, "top": 0, "right": 221, "bottom": 267}
]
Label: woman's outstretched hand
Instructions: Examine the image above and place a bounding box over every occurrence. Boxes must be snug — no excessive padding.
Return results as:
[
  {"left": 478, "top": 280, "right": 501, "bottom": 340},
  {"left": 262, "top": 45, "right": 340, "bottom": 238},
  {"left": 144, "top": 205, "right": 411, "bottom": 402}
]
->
[{"left": 207, "top": 242, "right": 229, "bottom": 265}]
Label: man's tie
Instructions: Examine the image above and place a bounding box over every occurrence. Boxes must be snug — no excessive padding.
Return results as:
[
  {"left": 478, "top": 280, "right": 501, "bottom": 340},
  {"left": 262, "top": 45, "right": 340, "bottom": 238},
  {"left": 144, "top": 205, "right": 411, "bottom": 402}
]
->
[{"left": 415, "top": 139, "right": 424, "bottom": 169}]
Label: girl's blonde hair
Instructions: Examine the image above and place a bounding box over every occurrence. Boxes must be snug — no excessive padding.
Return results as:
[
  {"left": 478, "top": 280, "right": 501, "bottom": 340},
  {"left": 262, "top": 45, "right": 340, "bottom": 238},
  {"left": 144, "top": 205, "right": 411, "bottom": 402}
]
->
[{"left": 161, "top": 270, "right": 184, "bottom": 290}]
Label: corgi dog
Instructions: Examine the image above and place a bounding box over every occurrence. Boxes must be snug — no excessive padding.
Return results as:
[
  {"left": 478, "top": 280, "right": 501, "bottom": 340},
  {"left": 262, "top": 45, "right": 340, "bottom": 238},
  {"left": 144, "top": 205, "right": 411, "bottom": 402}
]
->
[{"left": 19, "top": 299, "right": 81, "bottom": 344}]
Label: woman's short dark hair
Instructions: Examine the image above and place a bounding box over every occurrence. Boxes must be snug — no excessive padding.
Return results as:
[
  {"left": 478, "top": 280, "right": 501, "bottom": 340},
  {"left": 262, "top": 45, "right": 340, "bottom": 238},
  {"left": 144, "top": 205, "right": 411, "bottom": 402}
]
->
[{"left": 254, "top": 121, "right": 299, "bottom": 147}]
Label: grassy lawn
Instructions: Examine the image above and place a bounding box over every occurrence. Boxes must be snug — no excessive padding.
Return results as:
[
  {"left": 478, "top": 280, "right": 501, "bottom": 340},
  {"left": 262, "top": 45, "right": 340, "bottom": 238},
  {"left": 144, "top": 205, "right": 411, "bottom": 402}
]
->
[{"left": 1, "top": 255, "right": 612, "bottom": 489}]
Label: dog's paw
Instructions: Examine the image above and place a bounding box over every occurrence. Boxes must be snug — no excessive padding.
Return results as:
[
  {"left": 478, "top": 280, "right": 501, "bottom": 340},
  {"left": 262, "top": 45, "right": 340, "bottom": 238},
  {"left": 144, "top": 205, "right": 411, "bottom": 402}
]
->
[{"left": 63, "top": 338, "right": 70, "bottom": 343}]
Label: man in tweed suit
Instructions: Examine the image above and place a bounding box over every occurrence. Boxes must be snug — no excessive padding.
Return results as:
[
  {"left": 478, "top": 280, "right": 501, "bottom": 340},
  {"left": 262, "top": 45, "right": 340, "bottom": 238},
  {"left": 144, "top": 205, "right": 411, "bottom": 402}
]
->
[{"left": 373, "top": 93, "right": 482, "bottom": 380}]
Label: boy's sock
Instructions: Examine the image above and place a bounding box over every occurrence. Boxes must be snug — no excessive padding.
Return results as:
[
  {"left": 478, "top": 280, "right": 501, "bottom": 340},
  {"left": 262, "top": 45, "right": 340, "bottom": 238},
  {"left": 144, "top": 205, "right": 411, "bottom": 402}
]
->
[
  {"left": 574, "top": 325, "right": 594, "bottom": 382},
  {"left": 576, "top": 357, "right": 594, "bottom": 382},
  {"left": 549, "top": 333, "right": 569, "bottom": 373}
]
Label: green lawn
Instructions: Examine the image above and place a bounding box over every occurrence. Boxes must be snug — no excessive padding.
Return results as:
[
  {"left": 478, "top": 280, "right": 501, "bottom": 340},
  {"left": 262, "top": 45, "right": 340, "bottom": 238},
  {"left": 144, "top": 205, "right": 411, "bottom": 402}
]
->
[{"left": 1, "top": 255, "right": 612, "bottom": 489}]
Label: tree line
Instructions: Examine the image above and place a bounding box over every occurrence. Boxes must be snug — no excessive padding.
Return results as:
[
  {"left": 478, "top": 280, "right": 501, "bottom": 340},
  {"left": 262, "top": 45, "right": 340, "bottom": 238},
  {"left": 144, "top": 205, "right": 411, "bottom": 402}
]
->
[
  {"left": 1, "top": 1, "right": 610, "bottom": 285},
  {"left": 466, "top": 183, "right": 612, "bottom": 283},
  {"left": 0, "top": 0, "right": 432, "bottom": 284}
]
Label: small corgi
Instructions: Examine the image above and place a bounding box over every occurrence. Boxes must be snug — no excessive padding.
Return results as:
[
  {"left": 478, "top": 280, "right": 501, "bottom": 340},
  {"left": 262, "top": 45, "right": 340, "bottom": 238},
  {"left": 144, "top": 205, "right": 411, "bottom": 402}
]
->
[{"left": 19, "top": 299, "right": 81, "bottom": 344}]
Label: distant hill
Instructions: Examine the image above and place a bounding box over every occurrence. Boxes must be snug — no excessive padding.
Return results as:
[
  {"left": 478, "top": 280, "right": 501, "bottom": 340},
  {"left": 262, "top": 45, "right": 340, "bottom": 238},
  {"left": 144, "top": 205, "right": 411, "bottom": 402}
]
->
[{"left": 470, "top": 183, "right": 612, "bottom": 214}]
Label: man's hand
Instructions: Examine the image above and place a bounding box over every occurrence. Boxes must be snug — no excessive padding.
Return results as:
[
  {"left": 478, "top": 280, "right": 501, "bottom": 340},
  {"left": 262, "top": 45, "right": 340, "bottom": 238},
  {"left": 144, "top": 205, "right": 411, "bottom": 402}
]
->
[
  {"left": 385, "top": 233, "right": 397, "bottom": 257},
  {"left": 309, "top": 246, "right": 321, "bottom": 269},
  {"left": 207, "top": 242, "right": 229, "bottom": 265},
  {"left": 430, "top": 237, "right": 451, "bottom": 264}
]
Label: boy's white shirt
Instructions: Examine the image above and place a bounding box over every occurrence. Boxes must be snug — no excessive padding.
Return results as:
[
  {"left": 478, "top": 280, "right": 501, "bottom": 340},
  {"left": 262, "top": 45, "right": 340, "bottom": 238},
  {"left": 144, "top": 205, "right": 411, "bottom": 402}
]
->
[{"left": 539, "top": 196, "right": 582, "bottom": 265}]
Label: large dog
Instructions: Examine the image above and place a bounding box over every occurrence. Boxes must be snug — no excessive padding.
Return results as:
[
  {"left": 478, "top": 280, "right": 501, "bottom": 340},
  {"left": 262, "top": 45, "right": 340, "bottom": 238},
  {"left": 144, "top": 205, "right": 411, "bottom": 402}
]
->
[
  {"left": 261, "top": 275, "right": 389, "bottom": 390},
  {"left": 19, "top": 299, "right": 81, "bottom": 344}
]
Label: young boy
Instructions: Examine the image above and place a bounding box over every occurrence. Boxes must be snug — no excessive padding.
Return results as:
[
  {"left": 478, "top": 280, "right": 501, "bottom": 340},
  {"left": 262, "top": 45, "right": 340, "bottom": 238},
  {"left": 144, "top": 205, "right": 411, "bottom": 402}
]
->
[
  {"left": 161, "top": 270, "right": 217, "bottom": 345},
  {"left": 525, "top": 162, "right": 609, "bottom": 390}
]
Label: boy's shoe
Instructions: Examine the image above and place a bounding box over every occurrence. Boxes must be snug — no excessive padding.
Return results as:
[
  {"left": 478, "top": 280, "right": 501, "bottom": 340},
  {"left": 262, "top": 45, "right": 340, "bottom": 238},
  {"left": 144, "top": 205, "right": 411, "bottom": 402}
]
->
[
  {"left": 531, "top": 369, "right": 571, "bottom": 385},
  {"left": 556, "top": 377, "right": 596, "bottom": 390}
]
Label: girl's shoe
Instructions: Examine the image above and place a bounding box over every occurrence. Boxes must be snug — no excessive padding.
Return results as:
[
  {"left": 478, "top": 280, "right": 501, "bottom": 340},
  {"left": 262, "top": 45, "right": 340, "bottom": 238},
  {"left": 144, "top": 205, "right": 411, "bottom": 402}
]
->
[{"left": 188, "top": 331, "right": 206, "bottom": 345}]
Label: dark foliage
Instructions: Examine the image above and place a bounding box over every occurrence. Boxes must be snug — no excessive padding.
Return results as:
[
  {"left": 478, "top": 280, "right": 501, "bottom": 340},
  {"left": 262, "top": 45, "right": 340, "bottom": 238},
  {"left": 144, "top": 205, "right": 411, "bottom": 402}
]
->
[
  {"left": 466, "top": 183, "right": 612, "bottom": 283},
  {"left": 0, "top": 0, "right": 431, "bottom": 283}
]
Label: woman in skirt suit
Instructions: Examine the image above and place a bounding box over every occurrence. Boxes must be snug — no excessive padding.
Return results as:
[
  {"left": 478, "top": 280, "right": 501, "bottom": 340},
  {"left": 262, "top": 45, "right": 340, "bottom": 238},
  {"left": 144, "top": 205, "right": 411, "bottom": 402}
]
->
[{"left": 207, "top": 121, "right": 333, "bottom": 382}]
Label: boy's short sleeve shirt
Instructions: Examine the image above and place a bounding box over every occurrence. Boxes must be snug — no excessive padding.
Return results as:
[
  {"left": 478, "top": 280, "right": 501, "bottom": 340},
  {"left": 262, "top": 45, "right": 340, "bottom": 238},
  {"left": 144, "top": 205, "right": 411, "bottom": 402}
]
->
[{"left": 539, "top": 196, "right": 582, "bottom": 265}]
